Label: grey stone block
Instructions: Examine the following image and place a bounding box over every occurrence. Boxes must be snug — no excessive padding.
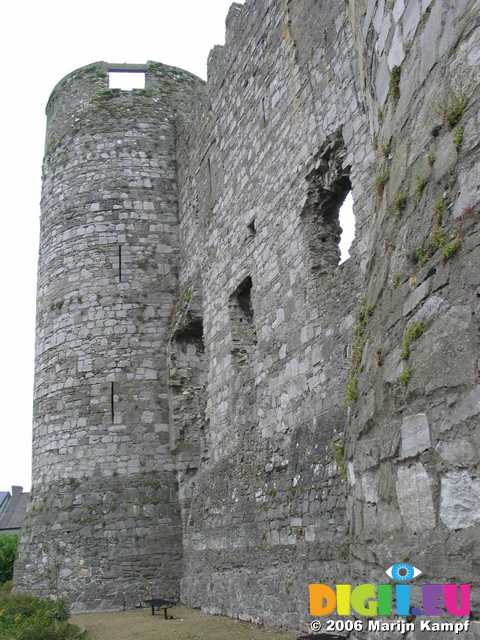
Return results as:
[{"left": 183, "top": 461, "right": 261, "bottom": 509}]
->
[
  {"left": 397, "top": 463, "right": 436, "bottom": 531},
  {"left": 440, "top": 471, "right": 480, "bottom": 529},
  {"left": 400, "top": 413, "right": 431, "bottom": 458}
]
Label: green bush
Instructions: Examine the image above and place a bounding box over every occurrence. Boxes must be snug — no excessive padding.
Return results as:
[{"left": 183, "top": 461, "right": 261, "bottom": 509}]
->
[
  {"left": 0, "top": 536, "right": 18, "bottom": 584},
  {"left": 0, "top": 589, "right": 87, "bottom": 640}
]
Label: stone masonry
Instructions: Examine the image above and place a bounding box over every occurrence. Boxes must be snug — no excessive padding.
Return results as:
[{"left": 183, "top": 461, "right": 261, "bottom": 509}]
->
[{"left": 15, "top": 0, "right": 480, "bottom": 635}]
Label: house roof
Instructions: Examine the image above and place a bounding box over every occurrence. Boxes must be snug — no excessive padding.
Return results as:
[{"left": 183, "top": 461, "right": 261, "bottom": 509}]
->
[
  {"left": 0, "top": 492, "right": 9, "bottom": 513},
  {"left": 0, "top": 489, "right": 29, "bottom": 532}
]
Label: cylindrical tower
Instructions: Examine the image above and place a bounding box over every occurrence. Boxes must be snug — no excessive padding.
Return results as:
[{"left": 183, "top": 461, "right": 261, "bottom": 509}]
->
[{"left": 15, "top": 61, "right": 204, "bottom": 611}]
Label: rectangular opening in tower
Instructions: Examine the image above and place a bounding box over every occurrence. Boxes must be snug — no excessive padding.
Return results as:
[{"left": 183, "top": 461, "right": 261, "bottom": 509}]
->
[{"left": 108, "top": 71, "right": 145, "bottom": 90}]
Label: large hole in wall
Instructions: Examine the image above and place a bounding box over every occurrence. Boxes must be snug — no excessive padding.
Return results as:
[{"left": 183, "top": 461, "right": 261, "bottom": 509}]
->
[
  {"left": 339, "top": 191, "right": 355, "bottom": 264},
  {"left": 302, "top": 131, "right": 353, "bottom": 279}
]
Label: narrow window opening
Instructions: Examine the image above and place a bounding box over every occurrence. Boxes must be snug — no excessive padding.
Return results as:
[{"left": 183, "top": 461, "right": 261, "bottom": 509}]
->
[
  {"left": 118, "top": 245, "right": 122, "bottom": 282},
  {"left": 247, "top": 218, "right": 256, "bottom": 237},
  {"left": 110, "top": 382, "right": 115, "bottom": 423},
  {"left": 229, "top": 277, "right": 257, "bottom": 429},
  {"left": 108, "top": 71, "right": 145, "bottom": 90},
  {"left": 207, "top": 158, "right": 213, "bottom": 199},
  {"left": 339, "top": 191, "right": 355, "bottom": 264},
  {"left": 261, "top": 98, "right": 267, "bottom": 126},
  {"left": 229, "top": 277, "right": 257, "bottom": 366}
]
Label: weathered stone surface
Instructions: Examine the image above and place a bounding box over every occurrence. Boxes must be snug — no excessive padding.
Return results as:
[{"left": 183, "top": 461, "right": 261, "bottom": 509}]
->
[
  {"left": 440, "top": 472, "right": 480, "bottom": 530},
  {"left": 400, "top": 413, "right": 431, "bottom": 458},
  {"left": 439, "top": 386, "right": 480, "bottom": 432},
  {"left": 438, "top": 438, "right": 477, "bottom": 466},
  {"left": 397, "top": 464, "right": 436, "bottom": 531},
  {"left": 403, "top": 278, "right": 431, "bottom": 316},
  {"left": 388, "top": 25, "right": 406, "bottom": 69},
  {"left": 402, "top": 0, "right": 421, "bottom": 42}
]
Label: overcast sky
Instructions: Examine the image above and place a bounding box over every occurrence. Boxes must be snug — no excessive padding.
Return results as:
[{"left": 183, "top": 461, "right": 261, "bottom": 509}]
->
[
  {"left": 0, "top": 0, "right": 242, "bottom": 492},
  {"left": 0, "top": 0, "right": 354, "bottom": 494}
]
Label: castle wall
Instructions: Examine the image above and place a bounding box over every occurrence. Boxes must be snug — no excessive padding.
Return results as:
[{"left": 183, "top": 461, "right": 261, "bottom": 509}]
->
[
  {"left": 14, "top": 62, "right": 205, "bottom": 611},
  {"left": 174, "top": 0, "right": 373, "bottom": 629},
  {"left": 173, "top": 0, "right": 480, "bottom": 631},
  {"left": 15, "top": 0, "right": 480, "bottom": 631}
]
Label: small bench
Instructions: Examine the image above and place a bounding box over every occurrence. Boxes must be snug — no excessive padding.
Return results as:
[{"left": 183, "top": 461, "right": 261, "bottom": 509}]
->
[{"left": 143, "top": 597, "right": 178, "bottom": 620}]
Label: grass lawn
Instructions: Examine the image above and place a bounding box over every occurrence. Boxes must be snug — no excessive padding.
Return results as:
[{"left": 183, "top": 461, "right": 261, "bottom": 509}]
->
[{"left": 72, "top": 606, "right": 297, "bottom": 640}]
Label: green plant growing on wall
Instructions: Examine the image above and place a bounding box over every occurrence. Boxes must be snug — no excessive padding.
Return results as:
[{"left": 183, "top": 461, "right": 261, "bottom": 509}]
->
[
  {"left": 389, "top": 66, "right": 401, "bottom": 101},
  {"left": 443, "top": 91, "right": 467, "bottom": 129},
  {"left": 427, "top": 151, "right": 435, "bottom": 167},
  {"left": 399, "top": 366, "right": 412, "bottom": 386},
  {"left": 401, "top": 321, "right": 425, "bottom": 360},
  {"left": 415, "top": 175, "right": 428, "bottom": 201},
  {"left": 442, "top": 233, "right": 462, "bottom": 260},
  {"left": 375, "top": 171, "right": 389, "bottom": 197},
  {"left": 380, "top": 139, "right": 392, "bottom": 159},
  {"left": 393, "top": 191, "right": 407, "bottom": 216},
  {"left": 415, "top": 246, "right": 428, "bottom": 267},
  {"left": 346, "top": 377, "right": 358, "bottom": 404},
  {"left": 431, "top": 225, "right": 446, "bottom": 250},
  {"left": 453, "top": 126, "right": 464, "bottom": 150},
  {"left": 392, "top": 273, "right": 402, "bottom": 288},
  {"left": 345, "top": 299, "right": 375, "bottom": 406},
  {"left": 91, "top": 89, "right": 117, "bottom": 107}
]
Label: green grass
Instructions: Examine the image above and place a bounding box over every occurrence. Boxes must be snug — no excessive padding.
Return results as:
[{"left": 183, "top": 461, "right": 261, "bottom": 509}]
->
[{"left": 72, "top": 608, "right": 296, "bottom": 640}]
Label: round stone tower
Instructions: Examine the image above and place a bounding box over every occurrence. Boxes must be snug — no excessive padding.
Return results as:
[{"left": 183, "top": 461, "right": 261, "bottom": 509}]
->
[{"left": 15, "top": 61, "right": 204, "bottom": 611}]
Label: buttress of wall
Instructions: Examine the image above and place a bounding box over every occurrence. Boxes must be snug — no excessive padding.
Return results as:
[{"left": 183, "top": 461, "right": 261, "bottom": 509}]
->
[
  {"left": 174, "top": 0, "right": 376, "bottom": 629},
  {"left": 344, "top": 0, "right": 480, "bottom": 614}
]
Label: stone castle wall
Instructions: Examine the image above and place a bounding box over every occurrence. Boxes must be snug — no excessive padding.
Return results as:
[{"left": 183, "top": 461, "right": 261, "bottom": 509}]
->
[
  {"left": 174, "top": 0, "right": 480, "bottom": 629},
  {"left": 16, "top": 0, "right": 480, "bottom": 632}
]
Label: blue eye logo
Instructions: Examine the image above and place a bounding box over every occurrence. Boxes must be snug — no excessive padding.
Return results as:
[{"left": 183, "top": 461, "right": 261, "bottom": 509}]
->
[{"left": 386, "top": 563, "right": 422, "bottom": 582}]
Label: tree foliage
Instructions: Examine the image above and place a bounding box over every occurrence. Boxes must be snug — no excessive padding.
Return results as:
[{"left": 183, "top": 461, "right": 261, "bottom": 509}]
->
[{"left": 0, "top": 535, "right": 18, "bottom": 584}]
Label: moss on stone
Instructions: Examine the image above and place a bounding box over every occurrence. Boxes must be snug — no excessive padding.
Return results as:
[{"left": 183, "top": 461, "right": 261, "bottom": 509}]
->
[{"left": 401, "top": 322, "right": 425, "bottom": 360}]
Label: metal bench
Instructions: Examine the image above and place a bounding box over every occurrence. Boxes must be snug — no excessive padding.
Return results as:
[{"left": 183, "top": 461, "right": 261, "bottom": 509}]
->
[{"left": 143, "top": 597, "right": 178, "bottom": 619}]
